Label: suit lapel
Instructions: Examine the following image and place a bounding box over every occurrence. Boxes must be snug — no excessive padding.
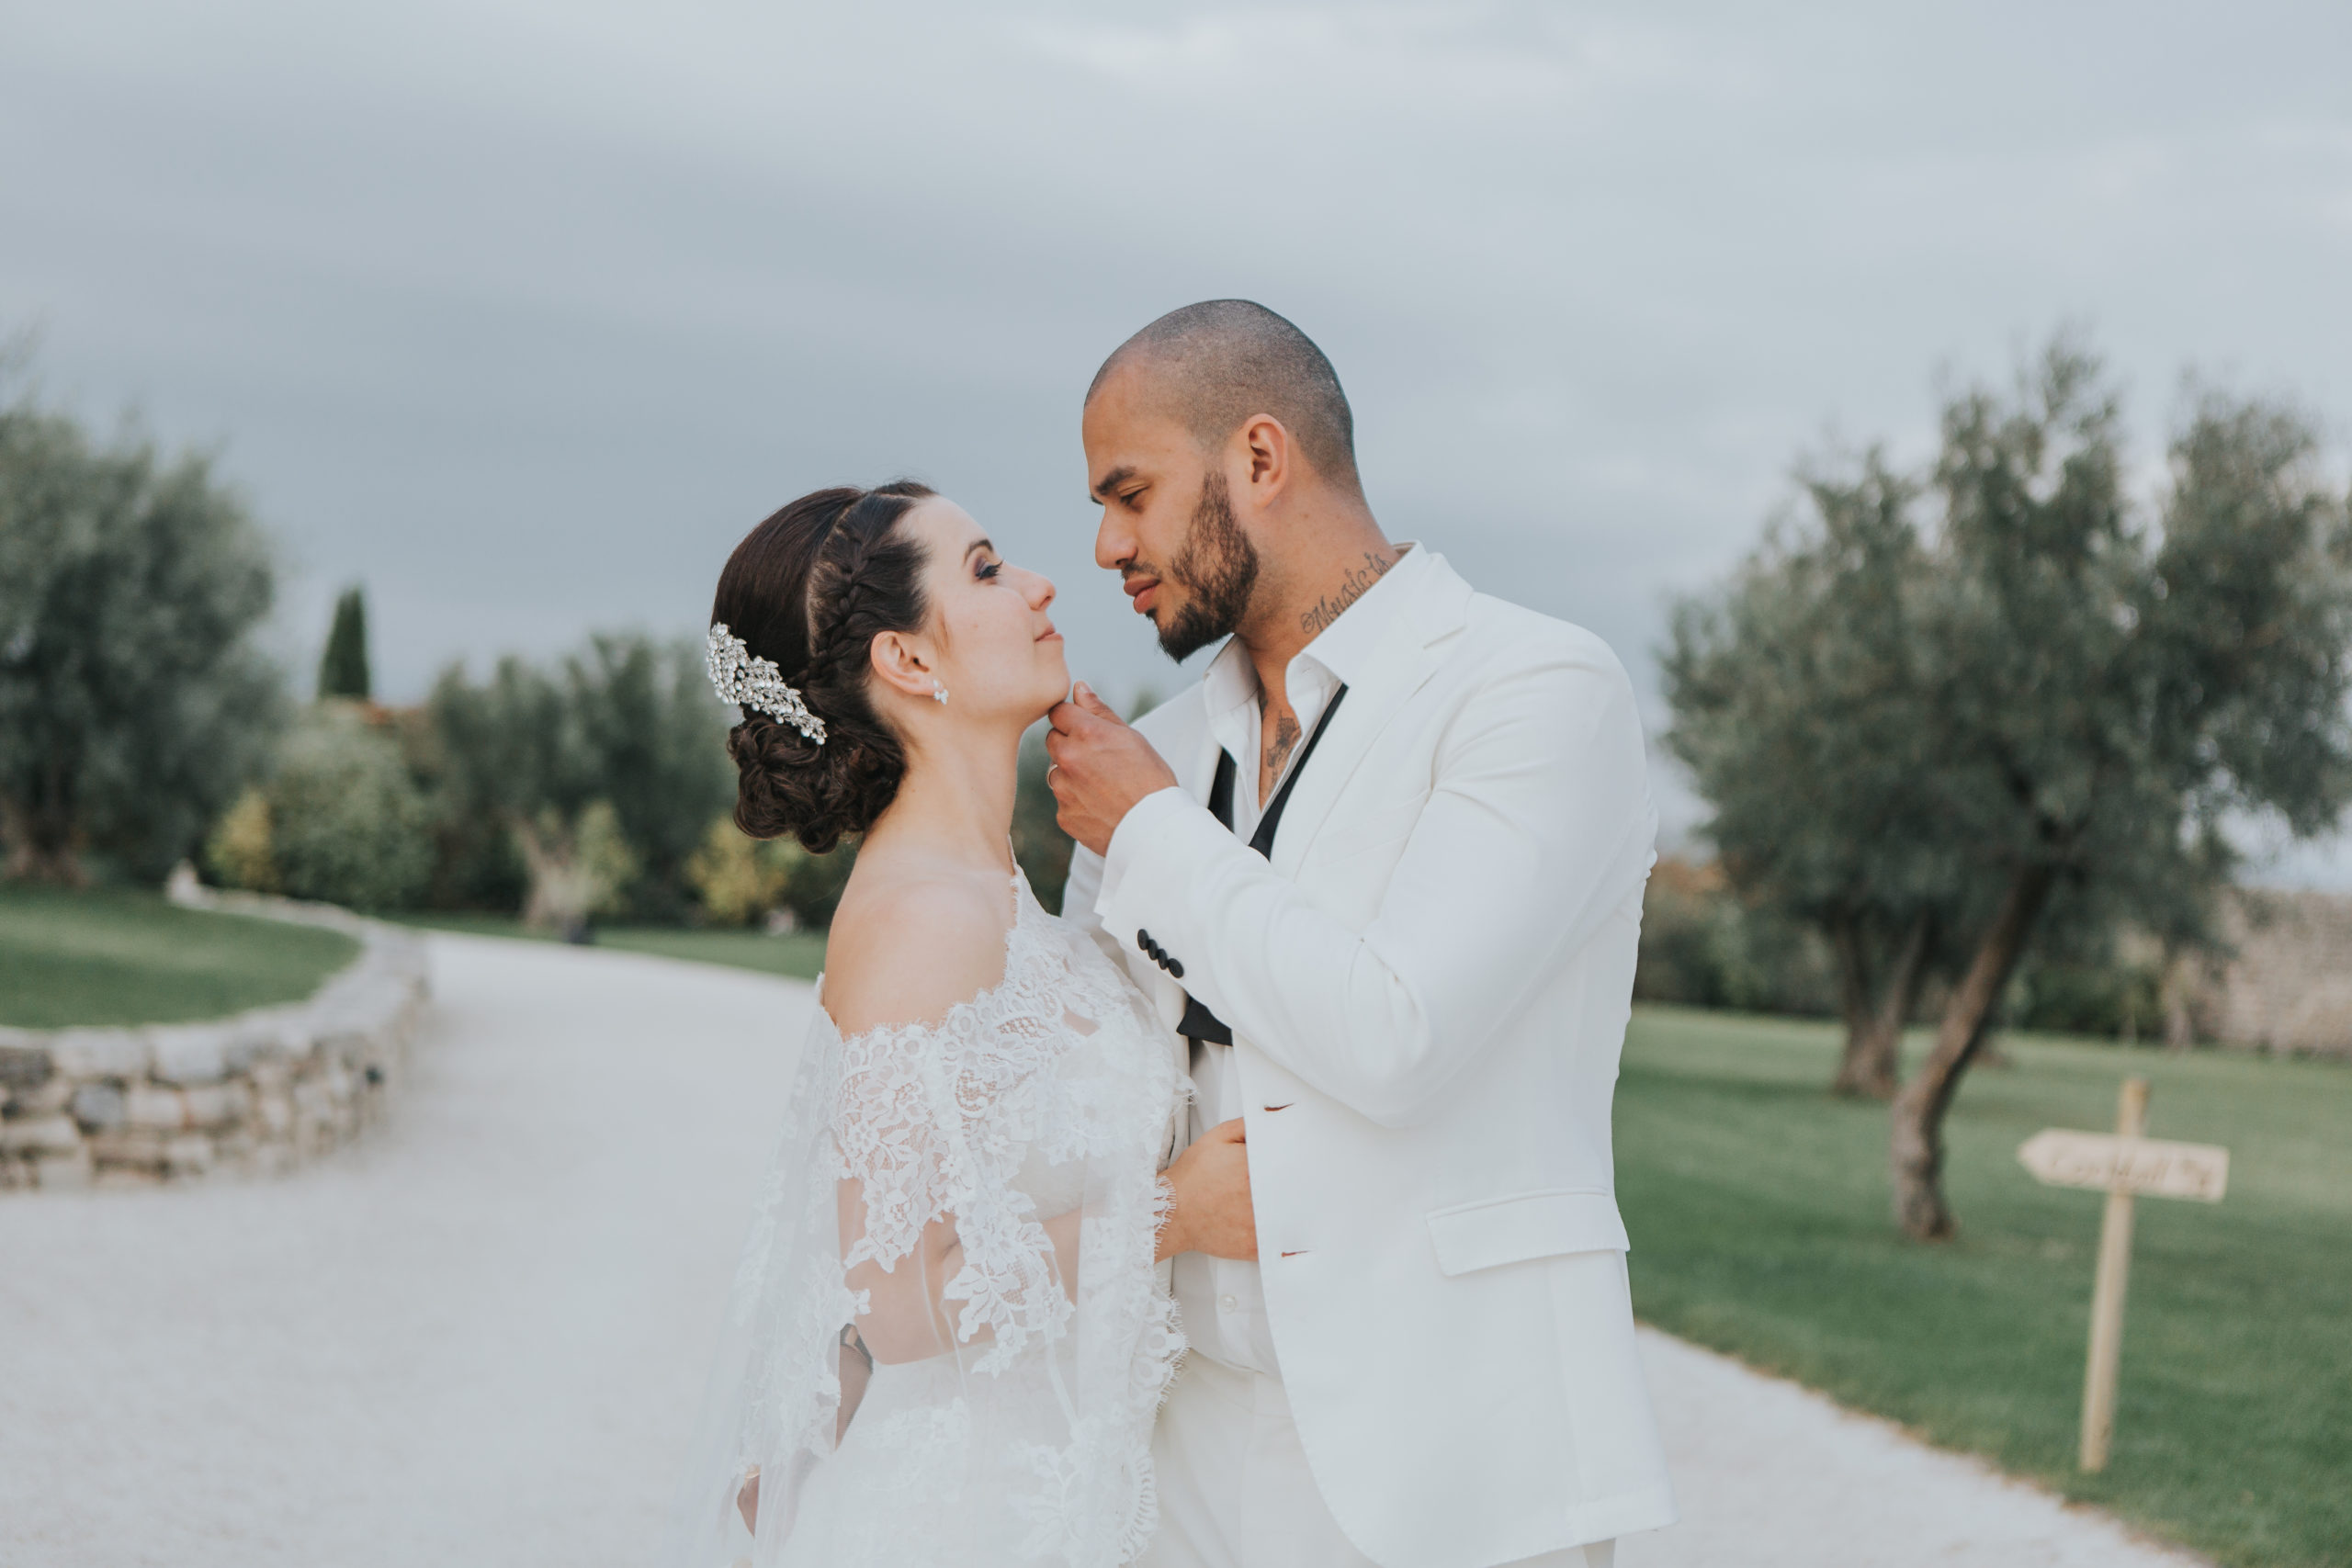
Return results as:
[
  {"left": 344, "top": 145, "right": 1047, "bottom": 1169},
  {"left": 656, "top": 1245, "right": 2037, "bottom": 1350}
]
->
[{"left": 1270, "top": 559, "right": 1473, "bottom": 874}]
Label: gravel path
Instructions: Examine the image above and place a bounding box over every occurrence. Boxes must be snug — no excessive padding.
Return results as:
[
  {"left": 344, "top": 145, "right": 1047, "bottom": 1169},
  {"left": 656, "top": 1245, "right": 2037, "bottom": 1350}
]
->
[
  {"left": 0, "top": 935, "right": 2209, "bottom": 1567},
  {"left": 1624, "top": 1332, "right": 2208, "bottom": 1567}
]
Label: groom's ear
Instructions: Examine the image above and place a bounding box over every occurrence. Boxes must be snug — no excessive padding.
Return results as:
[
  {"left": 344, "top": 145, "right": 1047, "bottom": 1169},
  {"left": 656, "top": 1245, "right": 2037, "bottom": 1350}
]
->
[{"left": 1237, "top": 413, "right": 1294, "bottom": 501}]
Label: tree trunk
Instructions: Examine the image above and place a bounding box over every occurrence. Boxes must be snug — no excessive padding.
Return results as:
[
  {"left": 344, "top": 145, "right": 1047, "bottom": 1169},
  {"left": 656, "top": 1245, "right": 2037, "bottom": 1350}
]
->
[
  {"left": 2160, "top": 948, "right": 2198, "bottom": 1054},
  {"left": 0, "top": 787, "right": 85, "bottom": 886},
  {"left": 1889, "top": 865, "right": 2054, "bottom": 1239},
  {"left": 1828, "top": 911, "right": 1874, "bottom": 1092},
  {"left": 1836, "top": 913, "right": 1929, "bottom": 1100},
  {"left": 512, "top": 812, "right": 594, "bottom": 934}
]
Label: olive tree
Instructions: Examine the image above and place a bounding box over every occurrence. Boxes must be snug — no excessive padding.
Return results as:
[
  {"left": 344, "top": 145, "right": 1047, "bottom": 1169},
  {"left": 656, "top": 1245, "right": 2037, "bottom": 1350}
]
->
[
  {"left": 1668, "top": 341, "right": 2352, "bottom": 1239},
  {"left": 0, "top": 380, "right": 284, "bottom": 884},
  {"left": 1889, "top": 354, "right": 2352, "bottom": 1236}
]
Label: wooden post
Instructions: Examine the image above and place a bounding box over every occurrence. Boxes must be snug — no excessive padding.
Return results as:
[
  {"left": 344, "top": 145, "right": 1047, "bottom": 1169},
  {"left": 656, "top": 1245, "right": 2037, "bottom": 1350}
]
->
[{"left": 2079, "top": 1076, "right": 2150, "bottom": 1472}]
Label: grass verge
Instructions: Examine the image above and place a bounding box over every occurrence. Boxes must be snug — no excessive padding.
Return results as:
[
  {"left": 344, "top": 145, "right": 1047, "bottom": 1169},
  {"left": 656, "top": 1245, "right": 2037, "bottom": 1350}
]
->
[
  {"left": 390, "top": 912, "right": 827, "bottom": 983},
  {"left": 1617, "top": 1006, "right": 2350, "bottom": 1568},
  {"left": 0, "top": 884, "right": 359, "bottom": 1028}
]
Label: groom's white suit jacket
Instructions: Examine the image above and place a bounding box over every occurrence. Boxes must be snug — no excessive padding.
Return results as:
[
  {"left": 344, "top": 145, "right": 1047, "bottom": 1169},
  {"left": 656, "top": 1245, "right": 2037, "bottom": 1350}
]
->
[{"left": 1064, "top": 550, "right": 1675, "bottom": 1568}]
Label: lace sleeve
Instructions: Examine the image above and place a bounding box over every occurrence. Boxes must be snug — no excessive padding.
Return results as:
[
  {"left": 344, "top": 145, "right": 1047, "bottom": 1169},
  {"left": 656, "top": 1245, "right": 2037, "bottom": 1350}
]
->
[{"left": 831, "top": 1008, "right": 1074, "bottom": 1374}]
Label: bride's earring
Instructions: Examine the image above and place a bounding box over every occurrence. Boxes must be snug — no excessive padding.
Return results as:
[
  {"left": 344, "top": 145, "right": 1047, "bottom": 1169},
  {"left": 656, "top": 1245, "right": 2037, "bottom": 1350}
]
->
[{"left": 933, "top": 681, "right": 949, "bottom": 705}]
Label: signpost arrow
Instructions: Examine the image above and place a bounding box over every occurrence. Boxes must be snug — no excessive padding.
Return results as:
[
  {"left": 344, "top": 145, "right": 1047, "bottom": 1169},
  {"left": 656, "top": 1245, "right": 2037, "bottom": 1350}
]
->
[
  {"left": 2017, "top": 1130, "right": 2230, "bottom": 1202},
  {"left": 2018, "top": 1077, "right": 2231, "bottom": 1473}
]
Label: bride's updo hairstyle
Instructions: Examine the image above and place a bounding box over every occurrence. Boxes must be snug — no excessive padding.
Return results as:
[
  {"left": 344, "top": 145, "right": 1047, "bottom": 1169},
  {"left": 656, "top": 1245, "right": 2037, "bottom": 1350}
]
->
[{"left": 711, "top": 480, "right": 937, "bottom": 853}]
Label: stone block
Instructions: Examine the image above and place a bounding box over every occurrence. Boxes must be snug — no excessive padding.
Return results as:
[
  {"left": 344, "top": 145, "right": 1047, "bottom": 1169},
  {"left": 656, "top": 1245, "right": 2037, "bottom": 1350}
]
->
[
  {"left": 125, "top": 1084, "right": 189, "bottom": 1131},
  {"left": 12, "top": 1077, "right": 74, "bottom": 1116},
  {"left": 86, "top": 1130, "right": 168, "bottom": 1169},
  {"left": 150, "top": 1024, "right": 232, "bottom": 1086},
  {"left": 46, "top": 1029, "right": 151, "bottom": 1079},
  {"left": 163, "top": 1134, "right": 214, "bottom": 1175},
  {"left": 180, "top": 1082, "right": 248, "bottom": 1128},
  {"left": 255, "top": 1092, "right": 295, "bottom": 1138},
  {"left": 71, "top": 1081, "right": 127, "bottom": 1132},
  {"left": 33, "top": 1148, "right": 93, "bottom": 1190},
  {"left": 0, "top": 1114, "right": 85, "bottom": 1156},
  {"left": 0, "top": 1042, "right": 52, "bottom": 1089},
  {"left": 227, "top": 1010, "right": 296, "bottom": 1066}
]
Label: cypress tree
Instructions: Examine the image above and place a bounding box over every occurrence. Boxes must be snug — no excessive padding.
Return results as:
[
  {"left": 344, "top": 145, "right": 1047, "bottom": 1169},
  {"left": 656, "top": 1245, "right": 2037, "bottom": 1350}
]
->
[{"left": 318, "top": 586, "right": 371, "bottom": 701}]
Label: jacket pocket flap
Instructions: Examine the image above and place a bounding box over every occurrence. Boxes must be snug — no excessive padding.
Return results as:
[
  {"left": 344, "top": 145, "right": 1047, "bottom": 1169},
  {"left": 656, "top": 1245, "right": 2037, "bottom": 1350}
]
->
[{"left": 1425, "top": 1189, "right": 1629, "bottom": 1277}]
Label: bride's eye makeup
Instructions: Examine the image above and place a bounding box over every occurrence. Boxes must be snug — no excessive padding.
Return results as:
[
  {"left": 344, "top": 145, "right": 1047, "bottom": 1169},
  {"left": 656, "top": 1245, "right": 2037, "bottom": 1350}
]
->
[{"left": 977, "top": 558, "right": 1003, "bottom": 581}]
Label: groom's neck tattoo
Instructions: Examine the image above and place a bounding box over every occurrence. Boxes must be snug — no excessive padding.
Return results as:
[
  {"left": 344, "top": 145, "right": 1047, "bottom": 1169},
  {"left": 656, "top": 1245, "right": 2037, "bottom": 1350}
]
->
[{"left": 1300, "top": 549, "right": 1396, "bottom": 637}]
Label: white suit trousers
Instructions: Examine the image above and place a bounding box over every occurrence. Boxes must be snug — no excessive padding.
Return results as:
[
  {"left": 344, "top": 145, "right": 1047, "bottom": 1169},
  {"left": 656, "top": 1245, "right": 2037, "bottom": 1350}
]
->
[{"left": 1139, "top": 1352, "right": 1615, "bottom": 1568}]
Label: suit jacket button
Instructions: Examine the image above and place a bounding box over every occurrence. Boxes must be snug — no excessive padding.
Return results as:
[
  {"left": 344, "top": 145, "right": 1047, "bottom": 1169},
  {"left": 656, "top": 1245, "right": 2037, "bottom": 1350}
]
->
[
  {"left": 1168, "top": 960, "right": 1185, "bottom": 978},
  {"left": 1136, "top": 930, "right": 1152, "bottom": 953}
]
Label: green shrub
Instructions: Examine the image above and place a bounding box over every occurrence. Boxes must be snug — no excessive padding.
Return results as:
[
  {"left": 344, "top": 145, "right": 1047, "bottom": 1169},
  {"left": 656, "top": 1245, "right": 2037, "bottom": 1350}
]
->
[
  {"left": 266, "top": 704, "right": 434, "bottom": 911},
  {"left": 685, "top": 816, "right": 782, "bottom": 927},
  {"left": 2005, "top": 953, "right": 2165, "bottom": 1041},
  {"left": 203, "top": 786, "right": 278, "bottom": 893},
  {"left": 1634, "top": 857, "right": 1840, "bottom": 1016},
  {"left": 0, "top": 373, "right": 287, "bottom": 885}
]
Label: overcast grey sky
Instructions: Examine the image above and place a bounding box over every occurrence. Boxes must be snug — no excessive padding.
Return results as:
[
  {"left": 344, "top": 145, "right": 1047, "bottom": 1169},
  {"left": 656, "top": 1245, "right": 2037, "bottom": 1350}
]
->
[{"left": 7, "top": 2, "right": 2352, "bottom": 869}]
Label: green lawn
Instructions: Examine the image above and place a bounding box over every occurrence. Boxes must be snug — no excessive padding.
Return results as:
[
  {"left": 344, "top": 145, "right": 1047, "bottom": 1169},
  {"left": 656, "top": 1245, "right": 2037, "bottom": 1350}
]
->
[
  {"left": 1617, "top": 1006, "right": 2350, "bottom": 1568},
  {"left": 391, "top": 912, "right": 828, "bottom": 983},
  {"left": 0, "top": 884, "right": 359, "bottom": 1028}
]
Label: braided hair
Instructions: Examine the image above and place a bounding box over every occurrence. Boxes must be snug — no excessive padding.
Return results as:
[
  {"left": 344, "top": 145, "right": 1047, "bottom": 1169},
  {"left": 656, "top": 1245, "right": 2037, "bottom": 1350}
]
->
[{"left": 710, "top": 481, "right": 936, "bottom": 852}]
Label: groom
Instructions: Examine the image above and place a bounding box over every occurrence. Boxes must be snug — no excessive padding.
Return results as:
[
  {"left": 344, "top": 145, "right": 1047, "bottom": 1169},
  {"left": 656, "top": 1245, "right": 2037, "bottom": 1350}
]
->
[{"left": 1048, "top": 301, "right": 1676, "bottom": 1568}]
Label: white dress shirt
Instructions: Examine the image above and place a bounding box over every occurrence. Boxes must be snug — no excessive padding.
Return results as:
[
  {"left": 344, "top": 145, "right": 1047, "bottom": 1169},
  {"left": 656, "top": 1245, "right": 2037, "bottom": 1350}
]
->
[{"left": 1103, "top": 545, "right": 1426, "bottom": 1377}]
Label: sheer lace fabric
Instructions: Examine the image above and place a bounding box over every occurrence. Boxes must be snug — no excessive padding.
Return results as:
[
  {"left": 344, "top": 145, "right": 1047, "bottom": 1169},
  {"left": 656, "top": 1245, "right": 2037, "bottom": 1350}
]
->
[{"left": 664, "top": 871, "right": 1189, "bottom": 1568}]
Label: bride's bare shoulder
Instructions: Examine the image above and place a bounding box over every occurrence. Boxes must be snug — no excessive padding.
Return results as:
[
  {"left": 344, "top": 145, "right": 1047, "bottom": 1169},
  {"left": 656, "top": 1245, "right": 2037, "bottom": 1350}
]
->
[{"left": 822, "top": 863, "right": 1015, "bottom": 1037}]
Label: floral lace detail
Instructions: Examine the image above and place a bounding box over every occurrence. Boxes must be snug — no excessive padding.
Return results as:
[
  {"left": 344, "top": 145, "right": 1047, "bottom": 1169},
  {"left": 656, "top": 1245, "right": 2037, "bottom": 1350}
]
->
[
  {"left": 829, "top": 876, "right": 1164, "bottom": 1378},
  {"left": 684, "top": 869, "right": 1188, "bottom": 1567}
]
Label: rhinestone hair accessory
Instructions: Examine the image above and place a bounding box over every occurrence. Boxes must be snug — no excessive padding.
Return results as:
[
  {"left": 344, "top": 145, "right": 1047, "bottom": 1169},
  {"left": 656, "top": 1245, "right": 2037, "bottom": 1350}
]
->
[{"left": 707, "top": 622, "right": 827, "bottom": 744}]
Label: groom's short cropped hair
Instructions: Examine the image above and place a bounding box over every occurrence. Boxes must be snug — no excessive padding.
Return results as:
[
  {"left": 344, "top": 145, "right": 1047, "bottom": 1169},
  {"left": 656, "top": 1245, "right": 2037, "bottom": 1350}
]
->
[{"left": 1089, "top": 300, "right": 1362, "bottom": 493}]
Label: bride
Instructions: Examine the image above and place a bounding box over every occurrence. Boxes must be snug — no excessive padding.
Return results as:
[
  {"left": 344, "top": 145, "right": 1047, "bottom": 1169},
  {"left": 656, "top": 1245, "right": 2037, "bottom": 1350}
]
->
[{"left": 663, "top": 481, "right": 1233, "bottom": 1567}]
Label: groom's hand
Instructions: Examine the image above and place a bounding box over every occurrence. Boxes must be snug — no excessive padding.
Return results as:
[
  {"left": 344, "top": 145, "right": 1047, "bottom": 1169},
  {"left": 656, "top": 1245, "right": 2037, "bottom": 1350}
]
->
[
  {"left": 1158, "top": 1118, "right": 1257, "bottom": 1262},
  {"left": 1046, "top": 682, "right": 1178, "bottom": 857}
]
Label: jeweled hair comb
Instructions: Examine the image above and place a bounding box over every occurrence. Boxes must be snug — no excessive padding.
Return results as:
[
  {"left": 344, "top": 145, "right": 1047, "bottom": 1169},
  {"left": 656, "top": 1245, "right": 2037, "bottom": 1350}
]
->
[{"left": 707, "top": 622, "right": 826, "bottom": 744}]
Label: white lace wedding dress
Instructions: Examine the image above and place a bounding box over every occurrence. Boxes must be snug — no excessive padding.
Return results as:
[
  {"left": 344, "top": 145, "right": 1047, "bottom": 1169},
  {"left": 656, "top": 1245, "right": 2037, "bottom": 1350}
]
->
[{"left": 662, "top": 869, "right": 1190, "bottom": 1568}]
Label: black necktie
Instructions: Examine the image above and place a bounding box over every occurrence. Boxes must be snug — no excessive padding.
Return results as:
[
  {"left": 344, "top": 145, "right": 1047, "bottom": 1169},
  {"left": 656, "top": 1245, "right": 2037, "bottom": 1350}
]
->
[{"left": 1175, "top": 686, "right": 1349, "bottom": 1046}]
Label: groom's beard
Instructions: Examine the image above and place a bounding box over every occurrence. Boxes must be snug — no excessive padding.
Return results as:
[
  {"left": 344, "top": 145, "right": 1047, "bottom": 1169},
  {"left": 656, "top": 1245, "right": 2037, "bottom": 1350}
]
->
[{"left": 1156, "top": 471, "right": 1260, "bottom": 662}]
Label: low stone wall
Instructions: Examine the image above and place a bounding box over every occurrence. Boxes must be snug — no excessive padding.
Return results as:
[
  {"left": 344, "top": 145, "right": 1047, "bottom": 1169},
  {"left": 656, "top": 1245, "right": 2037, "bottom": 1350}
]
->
[{"left": 0, "top": 877, "right": 429, "bottom": 1192}]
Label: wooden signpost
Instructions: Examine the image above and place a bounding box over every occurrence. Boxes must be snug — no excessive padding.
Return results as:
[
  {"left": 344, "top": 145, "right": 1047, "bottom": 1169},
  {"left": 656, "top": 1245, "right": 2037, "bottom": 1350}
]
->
[{"left": 2017, "top": 1076, "right": 2229, "bottom": 1472}]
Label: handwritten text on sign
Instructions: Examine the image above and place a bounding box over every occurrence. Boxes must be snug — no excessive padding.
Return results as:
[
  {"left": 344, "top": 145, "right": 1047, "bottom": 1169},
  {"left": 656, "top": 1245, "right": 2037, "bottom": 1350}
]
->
[{"left": 2017, "top": 1131, "right": 2230, "bottom": 1202}]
